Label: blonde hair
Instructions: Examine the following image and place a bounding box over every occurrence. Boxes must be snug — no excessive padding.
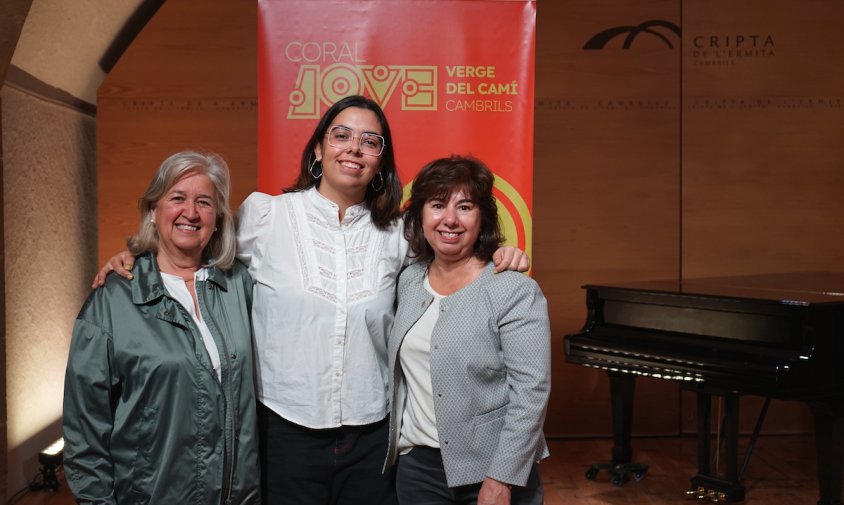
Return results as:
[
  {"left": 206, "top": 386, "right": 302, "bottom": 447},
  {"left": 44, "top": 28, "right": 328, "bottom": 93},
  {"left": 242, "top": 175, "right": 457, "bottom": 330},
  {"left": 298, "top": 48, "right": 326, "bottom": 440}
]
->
[{"left": 127, "top": 150, "right": 237, "bottom": 269}]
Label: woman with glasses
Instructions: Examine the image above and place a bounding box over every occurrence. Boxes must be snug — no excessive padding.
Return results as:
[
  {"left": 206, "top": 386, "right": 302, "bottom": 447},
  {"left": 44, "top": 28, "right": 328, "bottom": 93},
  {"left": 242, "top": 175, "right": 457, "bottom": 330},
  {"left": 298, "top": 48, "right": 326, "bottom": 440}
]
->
[
  {"left": 94, "top": 95, "right": 529, "bottom": 505},
  {"left": 237, "top": 95, "right": 405, "bottom": 505}
]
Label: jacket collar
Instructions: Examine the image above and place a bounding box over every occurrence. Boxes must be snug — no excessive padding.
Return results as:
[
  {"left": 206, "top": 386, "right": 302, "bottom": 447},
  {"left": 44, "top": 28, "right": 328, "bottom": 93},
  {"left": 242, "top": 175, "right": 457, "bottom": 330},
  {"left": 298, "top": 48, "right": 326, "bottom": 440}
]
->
[{"left": 130, "top": 252, "right": 228, "bottom": 306}]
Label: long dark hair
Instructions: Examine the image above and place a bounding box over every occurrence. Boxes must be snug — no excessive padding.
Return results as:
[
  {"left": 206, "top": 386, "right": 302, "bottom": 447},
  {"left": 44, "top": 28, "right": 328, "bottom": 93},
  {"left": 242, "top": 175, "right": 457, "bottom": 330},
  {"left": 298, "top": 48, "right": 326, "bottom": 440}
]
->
[
  {"left": 403, "top": 155, "right": 504, "bottom": 264},
  {"left": 284, "top": 95, "right": 402, "bottom": 230}
]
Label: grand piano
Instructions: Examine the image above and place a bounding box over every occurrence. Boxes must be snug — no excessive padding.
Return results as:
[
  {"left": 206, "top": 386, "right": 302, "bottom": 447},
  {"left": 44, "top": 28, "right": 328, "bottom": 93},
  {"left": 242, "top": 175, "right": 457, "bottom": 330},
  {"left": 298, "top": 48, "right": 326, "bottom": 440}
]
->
[{"left": 564, "top": 272, "right": 844, "bottom": 503}]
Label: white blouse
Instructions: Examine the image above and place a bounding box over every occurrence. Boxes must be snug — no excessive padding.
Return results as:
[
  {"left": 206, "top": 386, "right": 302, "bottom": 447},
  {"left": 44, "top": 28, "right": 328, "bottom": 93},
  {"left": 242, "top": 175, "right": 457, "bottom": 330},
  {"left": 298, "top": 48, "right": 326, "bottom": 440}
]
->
[
  {"left": 160, "top": 269, "right": 221, "bottom": 380},
  {"left": 237, "top": 187, "right": 409, "bottom": 429},
  {"left": 397, "top": 276, "right": 444, "bottom": 452}
]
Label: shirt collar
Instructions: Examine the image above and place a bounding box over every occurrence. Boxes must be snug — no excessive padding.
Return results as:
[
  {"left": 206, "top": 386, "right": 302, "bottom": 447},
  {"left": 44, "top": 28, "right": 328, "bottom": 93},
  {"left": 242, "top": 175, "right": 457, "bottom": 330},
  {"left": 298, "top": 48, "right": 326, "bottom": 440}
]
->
[
  {"left": 131, "top": 252, "right": 228, "bottom": 305},
  {"left": 306, "top": 186, "right": 369, "bottom": 224}
]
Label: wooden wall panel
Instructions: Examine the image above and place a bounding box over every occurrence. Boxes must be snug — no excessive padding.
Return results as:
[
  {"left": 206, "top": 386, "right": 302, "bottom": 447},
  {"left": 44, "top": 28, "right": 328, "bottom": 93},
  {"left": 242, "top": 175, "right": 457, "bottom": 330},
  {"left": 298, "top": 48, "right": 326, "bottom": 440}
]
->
[
  {"left": 682, "top": 0, "right": 844, "bottom": 278},
  {"left": 97, "top": 0, "right": 256, "bottom": 265},
  {"left": 680, "top": 0, "right": 844, "bottom": 433},
  {"left": 95, "top": 0, "right": 841, "bottom": 441},
  {"left": 535, "top": 0, "right": 682, "bottom": 437}
]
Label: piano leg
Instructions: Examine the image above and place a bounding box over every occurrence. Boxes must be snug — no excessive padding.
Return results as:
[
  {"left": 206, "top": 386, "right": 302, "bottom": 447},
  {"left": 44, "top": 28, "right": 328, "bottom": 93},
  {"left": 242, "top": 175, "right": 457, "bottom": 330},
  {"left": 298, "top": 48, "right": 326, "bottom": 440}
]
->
[
  {"left": 610, "top": 370, "right": 635, "bottom": 465},
  {"left": 809, "top": 399, "right": 844, "bottom": 505},
  {"left": 688, "top": 390, "right": 745, "bottom": 502},
  {"left": 584, "top": 371, "right": 649, "bottom": 486}
]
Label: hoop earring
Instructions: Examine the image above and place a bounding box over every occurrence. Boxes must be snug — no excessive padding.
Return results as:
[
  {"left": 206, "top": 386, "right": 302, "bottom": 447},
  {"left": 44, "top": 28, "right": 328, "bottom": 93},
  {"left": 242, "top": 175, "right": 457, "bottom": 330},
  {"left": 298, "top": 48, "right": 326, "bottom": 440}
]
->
[
  {"left": 371, "top": 172, "right": 384, "bottom": 192},
  {"left": 309, "top": 158, "right": 323, "bottom": 179}
]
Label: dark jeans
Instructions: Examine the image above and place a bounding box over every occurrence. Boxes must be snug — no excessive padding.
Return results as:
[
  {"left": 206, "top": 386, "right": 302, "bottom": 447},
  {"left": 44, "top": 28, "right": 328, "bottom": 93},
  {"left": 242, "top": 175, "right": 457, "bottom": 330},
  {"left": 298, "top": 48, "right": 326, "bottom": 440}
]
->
[
  {"left": 396, "top": 446, "right": 543, "bottom": 505},
  {"left": 258, "top": 402, "right": 397, "bottom": 505}
]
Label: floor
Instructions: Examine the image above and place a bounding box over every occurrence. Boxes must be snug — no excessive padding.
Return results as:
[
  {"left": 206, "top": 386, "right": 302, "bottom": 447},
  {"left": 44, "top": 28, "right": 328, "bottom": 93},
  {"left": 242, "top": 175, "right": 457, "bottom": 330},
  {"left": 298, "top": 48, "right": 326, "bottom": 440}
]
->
[
  {"left": 8, "top": 435, "right": 824, "bottom": 505},
  {"left": 542, "top": 435, "right": 821, "bottom": 505}
]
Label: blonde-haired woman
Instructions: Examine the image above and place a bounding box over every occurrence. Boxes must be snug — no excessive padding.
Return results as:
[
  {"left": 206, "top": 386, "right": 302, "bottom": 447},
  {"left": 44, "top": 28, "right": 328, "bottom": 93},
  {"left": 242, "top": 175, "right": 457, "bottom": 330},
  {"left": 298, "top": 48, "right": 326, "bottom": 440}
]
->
[{"left": 63, "top": 151, "right": 260, "bottom": 504}]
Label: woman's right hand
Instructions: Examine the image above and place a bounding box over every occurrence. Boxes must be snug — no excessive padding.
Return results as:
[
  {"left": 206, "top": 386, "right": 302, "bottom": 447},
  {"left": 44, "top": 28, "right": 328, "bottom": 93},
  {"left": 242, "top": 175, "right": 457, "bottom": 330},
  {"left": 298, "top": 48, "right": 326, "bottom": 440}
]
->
[
  {"left": 478, "top": 477, "right": 511, "bottom": 505},
  {"left": 91, "top": 251, "right": 135, "bottom": 288}
]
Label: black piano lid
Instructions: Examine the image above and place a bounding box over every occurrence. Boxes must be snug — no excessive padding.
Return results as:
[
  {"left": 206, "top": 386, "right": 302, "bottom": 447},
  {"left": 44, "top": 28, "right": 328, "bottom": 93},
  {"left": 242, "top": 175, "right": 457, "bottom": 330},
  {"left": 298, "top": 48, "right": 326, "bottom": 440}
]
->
[
  {"left": 569, "top": 271, "right": 844, "bottom": 397},
  {"left": 584, "top": 271, "right": 844, "bottom": 306}
]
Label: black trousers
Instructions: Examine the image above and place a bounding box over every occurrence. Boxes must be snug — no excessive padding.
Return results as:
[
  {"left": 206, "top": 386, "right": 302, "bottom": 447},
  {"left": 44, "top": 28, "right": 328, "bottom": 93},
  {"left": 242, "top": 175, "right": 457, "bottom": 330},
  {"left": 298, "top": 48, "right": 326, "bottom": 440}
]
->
[
  {"left": 396, "top": 446, "right": 543, "bottom": 505},
  {"left": 258, "top": 402, "right": 397, "bottom": 505}
]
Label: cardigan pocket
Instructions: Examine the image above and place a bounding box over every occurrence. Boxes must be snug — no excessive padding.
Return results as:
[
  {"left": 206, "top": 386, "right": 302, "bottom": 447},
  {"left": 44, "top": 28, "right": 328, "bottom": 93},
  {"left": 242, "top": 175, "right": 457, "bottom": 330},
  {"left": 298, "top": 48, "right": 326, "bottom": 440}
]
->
[{"left": 471, "top": 404, "right": 507, "bottom": 447}]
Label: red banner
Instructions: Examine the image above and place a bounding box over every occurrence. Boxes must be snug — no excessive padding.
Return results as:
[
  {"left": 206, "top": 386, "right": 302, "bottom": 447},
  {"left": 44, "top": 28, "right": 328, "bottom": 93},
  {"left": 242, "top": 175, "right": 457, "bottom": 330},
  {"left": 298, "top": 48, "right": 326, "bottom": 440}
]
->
[{"left": 258, "top": 0, "right": 536, "bottom": 255}]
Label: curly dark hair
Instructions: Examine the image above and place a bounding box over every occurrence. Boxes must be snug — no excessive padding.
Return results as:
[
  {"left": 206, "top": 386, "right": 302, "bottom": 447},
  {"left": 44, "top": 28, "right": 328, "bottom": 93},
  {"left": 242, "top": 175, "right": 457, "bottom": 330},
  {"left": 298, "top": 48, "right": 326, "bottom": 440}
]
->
[{"left": 403, "top": 155, "right": 503, "bottom": 264}]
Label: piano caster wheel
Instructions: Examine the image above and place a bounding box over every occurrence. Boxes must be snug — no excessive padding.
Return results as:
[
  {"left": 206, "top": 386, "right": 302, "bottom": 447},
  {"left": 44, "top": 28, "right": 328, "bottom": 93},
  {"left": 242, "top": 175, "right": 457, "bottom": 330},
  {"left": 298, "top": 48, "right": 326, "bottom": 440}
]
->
[
  {"left": 584, "top": 462, "right": 648, "bottom": 487},
  {"left": 611, "top": 473, "right": 628, "bottom": 487}
]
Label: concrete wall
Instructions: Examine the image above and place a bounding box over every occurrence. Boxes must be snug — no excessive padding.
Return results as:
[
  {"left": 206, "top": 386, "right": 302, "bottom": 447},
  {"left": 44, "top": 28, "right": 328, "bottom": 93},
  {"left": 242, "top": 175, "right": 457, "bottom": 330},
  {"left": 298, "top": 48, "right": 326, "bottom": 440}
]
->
[{"left": 1, "top": 84, "right": 96, "bottom": 495}]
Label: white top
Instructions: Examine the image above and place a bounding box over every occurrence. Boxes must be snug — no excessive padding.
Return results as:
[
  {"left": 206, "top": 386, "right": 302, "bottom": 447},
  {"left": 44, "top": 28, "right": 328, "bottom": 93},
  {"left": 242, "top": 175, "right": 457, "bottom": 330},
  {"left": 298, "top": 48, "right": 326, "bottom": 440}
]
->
[
  {"left": 398, "top": 276, "right": 443, "bottom": 453},
  {"left": 160, "top": 269, "right": 221, "bottom": 380},
  {"left": 236, "top": 187, "right": 409, "bottom": 429}
]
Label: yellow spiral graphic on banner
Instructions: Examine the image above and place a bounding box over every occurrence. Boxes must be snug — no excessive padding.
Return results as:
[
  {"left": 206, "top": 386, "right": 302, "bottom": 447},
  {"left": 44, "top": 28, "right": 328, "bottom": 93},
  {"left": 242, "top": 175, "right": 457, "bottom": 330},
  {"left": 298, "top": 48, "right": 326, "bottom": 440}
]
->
[{"left": 401, "top": 173, "right": 533, "bottom": 272}]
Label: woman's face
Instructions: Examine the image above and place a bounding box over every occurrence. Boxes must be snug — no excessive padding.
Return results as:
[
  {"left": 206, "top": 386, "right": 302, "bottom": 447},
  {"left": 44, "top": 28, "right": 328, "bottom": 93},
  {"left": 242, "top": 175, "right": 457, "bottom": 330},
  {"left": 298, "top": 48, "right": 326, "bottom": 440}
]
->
[
  {"left": 314, "top": 106, "right": 384, "bottom": 204},
  {"left": 151, "top": 172, "right": 218, "bottom": 265},
  {"left": 422, "top": 188, "right": 481, "bottom": 263}
]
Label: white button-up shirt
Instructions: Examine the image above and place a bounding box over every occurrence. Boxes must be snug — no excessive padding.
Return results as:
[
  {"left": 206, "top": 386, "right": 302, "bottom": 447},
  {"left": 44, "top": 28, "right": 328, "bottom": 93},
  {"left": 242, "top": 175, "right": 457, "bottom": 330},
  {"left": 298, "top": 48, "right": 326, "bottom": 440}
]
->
[{"left": 237, "top": 188, "right": 408, "bottom": 429}]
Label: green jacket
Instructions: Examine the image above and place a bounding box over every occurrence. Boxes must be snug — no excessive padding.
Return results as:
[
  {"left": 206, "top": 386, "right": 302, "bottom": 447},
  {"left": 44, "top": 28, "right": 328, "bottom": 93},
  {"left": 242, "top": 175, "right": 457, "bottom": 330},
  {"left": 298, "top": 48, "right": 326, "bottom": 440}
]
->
[{"left": 63, "top": 253, "right": 260, "bottom": 504}]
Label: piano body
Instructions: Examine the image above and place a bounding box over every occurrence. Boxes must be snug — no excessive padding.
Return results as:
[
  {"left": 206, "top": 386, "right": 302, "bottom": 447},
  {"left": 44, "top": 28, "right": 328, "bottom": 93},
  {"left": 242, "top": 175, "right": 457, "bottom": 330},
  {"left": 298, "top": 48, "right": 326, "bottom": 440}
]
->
[{"left": 564, "top": 272, "right": 844, "bottom": 503}]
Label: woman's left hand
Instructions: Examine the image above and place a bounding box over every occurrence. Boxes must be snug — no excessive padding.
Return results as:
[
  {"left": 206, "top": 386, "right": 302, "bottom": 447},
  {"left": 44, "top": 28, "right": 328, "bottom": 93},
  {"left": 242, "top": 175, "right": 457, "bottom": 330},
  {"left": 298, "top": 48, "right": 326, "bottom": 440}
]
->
[
  {"left": 478, "top": 477, "right": 511, "bottom": 505},
  {"left": 492, "top": 245, "right": 530, "bottom": 273}
]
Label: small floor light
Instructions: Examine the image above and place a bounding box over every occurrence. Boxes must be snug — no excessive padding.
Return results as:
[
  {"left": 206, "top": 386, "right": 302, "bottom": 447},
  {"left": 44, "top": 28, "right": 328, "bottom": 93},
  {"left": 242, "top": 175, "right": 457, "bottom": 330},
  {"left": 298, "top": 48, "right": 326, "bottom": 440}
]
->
[{"left": 30, "top": 438, "right": 64, "bottom": 492}]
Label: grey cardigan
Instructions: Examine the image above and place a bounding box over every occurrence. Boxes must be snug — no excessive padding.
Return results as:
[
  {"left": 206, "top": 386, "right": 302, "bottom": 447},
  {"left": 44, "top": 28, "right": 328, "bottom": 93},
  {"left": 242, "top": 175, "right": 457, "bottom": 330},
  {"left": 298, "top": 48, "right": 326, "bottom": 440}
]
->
[{"left": 384, "top": 262, "right": 551, "bottom": 488}]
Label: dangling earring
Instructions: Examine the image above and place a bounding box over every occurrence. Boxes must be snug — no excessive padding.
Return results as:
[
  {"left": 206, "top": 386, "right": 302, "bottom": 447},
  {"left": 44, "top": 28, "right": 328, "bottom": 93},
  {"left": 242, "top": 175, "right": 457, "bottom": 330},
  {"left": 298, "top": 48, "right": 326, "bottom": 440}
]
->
[
  {"left": 309, "top": 158, "right": 323, "bottom": 179},
  {"left": 371, "top": 172, "right": 384, "bottom": 192}
]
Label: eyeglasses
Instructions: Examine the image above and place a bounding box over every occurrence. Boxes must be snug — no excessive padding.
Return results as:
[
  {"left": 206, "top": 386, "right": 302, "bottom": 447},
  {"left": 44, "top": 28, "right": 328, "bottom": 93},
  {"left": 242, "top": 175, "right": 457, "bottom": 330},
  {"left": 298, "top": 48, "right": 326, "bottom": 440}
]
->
[{"left": 326, "top": 125, "right": 385, "bottom": 157}]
